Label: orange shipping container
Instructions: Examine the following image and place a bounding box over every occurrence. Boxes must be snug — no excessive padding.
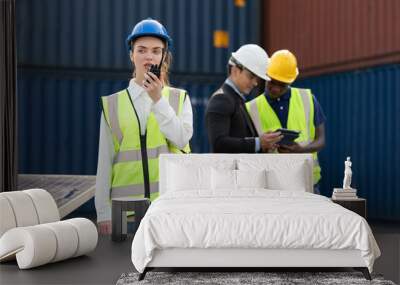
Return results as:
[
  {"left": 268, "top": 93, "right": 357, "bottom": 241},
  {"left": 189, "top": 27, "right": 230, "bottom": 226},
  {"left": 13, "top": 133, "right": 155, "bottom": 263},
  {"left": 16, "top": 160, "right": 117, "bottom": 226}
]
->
[{"left": 263, "top": 0, "right": 400, "bottom": 77}]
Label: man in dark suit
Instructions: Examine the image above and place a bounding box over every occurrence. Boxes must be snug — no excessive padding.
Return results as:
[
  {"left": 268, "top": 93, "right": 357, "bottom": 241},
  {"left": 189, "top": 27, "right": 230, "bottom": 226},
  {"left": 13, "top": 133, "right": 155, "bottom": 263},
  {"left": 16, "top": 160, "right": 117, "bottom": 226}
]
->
[{"left": 206, "top": 44, "right": 282, "bottom": 153}]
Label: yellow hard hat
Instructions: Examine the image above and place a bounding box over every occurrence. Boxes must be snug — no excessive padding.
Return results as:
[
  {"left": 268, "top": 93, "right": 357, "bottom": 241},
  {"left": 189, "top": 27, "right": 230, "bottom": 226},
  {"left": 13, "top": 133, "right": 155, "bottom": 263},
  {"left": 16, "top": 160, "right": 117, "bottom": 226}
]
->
[{"left": 267, "top": 50, "right": 299, "bottom": 84}]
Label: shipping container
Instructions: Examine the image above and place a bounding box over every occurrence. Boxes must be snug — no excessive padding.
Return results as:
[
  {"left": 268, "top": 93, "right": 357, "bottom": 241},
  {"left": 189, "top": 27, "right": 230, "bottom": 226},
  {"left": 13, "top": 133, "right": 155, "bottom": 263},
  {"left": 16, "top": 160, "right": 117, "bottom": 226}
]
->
[
  {"left": 18, "top": 64, "right": 400, "bottom": 220},
  {"left": 16, "top": 1, "right": 400, "bottom": 221},
  {"left": 17, "top": 69, "right": 221, "bottom": 174},
  {"left": 263, "top": 0, "right": 400, "bottom": 77},
  {"left": 17, "top": 0, "right": 261, "bottom": 74},
  {"left": 18, "top": 71, "right": 123, "bottom": 175},
  {"left": 296, "top": 64, "right": 400, "bottom": 221}
]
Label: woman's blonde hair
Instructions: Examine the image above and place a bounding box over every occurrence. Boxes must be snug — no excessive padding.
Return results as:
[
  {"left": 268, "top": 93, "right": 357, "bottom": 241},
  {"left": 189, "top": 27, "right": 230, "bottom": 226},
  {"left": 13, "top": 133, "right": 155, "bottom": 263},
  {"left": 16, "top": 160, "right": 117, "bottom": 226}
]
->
[{"left": 160, "top": 50, "right": 172, "bottom": 86}]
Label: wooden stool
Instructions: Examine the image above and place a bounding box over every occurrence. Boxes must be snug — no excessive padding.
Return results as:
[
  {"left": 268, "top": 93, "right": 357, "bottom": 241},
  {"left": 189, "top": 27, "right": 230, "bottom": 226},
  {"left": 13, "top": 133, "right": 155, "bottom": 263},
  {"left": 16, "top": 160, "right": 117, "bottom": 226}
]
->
[{"left": 111, "top": 197, "right": 150, "bottom": 242}]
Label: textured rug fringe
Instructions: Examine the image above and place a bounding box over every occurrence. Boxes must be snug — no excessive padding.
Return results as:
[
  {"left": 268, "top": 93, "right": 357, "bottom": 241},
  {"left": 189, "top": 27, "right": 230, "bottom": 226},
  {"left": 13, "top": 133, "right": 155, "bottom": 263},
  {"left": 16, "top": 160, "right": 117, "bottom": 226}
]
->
[{"left": 116, "top": 271, "right": 395, "bottom": 285}]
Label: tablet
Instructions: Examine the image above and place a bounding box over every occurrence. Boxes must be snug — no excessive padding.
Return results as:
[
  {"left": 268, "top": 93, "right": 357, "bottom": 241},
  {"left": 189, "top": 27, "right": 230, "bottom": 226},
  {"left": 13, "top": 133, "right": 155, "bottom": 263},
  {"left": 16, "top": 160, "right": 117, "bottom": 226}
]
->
[{"left": 275, "top": 128, "right": 300, "bottom": 145}]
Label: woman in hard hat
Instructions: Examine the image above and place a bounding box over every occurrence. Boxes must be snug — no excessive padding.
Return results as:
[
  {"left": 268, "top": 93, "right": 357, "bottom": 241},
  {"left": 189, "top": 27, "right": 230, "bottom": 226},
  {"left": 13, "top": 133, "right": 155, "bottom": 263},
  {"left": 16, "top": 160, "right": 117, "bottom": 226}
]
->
[
  {"left": 95, "top": 18, "right": 193, "bottom": 234},
  {"left": 206, "top": 44, "right": 282, "bottom": 153},
  {"left": 246, "top": 50, "right": 326, "bottom": 194}
]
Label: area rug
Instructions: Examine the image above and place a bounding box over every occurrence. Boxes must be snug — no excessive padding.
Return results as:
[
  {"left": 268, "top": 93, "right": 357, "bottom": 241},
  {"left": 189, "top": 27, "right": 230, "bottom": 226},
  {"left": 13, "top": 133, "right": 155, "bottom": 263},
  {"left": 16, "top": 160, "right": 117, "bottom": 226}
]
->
[{"left": 116, "top": 271, "right": 396, "bottom": 285}]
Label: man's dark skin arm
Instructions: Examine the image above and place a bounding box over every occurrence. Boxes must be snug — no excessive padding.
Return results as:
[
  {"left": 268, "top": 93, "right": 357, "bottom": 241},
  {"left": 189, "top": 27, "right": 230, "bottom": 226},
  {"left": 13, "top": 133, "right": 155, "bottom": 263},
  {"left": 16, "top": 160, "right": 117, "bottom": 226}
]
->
[{"left": 278, "top": 123, "right": 325, "bottom": 153}]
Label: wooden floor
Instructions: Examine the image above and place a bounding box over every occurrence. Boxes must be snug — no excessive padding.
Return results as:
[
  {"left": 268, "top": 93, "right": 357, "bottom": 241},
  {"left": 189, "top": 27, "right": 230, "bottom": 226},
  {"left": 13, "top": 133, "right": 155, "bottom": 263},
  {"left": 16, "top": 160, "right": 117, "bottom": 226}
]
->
[{"left": 0, "top": 221, "right": 399, "bottom": 285}]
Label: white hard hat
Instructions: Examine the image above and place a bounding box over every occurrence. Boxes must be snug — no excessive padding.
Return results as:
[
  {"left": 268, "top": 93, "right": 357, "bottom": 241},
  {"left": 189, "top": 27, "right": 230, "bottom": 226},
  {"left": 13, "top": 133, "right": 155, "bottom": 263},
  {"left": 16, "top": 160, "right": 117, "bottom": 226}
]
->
[{"left": 230, "top": 44, "right": 270, "bottom": 81}]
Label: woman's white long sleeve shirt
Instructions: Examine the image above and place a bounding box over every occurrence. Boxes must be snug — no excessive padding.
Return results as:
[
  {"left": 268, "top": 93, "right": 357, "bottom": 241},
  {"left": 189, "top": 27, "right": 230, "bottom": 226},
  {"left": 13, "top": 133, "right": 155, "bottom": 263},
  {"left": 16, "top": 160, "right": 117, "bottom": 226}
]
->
[{"left": 95, "top": 80, "right": 193, "bottom": 222}]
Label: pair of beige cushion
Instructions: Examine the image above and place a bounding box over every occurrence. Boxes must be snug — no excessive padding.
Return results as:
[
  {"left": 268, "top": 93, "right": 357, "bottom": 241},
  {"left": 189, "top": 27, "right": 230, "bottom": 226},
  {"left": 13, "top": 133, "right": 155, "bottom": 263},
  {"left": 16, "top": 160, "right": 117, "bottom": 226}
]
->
[{"left": 0, "top": 189, "right": 97, "bottom": 269}]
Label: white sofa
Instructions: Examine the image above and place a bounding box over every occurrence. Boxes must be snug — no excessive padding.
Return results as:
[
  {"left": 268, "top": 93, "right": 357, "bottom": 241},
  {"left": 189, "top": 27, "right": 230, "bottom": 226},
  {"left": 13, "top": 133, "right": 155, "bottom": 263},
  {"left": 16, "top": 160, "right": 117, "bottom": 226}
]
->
[{"left": 0, "top": 189, "right": 98, "bottom": 269}]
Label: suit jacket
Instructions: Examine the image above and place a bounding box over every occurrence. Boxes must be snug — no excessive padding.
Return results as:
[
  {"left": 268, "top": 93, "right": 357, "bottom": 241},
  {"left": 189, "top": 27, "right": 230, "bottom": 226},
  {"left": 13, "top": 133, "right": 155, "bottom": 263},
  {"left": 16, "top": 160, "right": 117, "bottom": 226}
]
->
[{"left": 206, "top": 83, "right": 258, "bottom": 153}]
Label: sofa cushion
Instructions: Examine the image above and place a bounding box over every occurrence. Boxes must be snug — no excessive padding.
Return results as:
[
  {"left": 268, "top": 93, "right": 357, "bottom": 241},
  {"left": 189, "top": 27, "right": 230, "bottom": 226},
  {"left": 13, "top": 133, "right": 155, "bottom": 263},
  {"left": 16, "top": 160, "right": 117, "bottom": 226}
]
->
[
  {"left": 24, "top": 189, "right": 60, "bottom": 223},
  {"left": 0, "top": 191, "right": 39, "bottom": 228},
  {"left": 0, "top": 189, "right": 60, "bottom": 238},
  {"left": 0, "top": 218, "right": 98, "bottom": 269},
  {"left": 0, "top": 196, "right": 17, "bottom": 237}
]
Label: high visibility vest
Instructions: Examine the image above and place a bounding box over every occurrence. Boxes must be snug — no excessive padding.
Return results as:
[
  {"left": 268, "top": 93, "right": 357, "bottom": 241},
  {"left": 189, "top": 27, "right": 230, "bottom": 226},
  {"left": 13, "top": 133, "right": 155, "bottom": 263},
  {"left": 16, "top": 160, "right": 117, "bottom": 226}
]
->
[
  {"left": 101, "top": 86, "right": 191, "bottom": 200},
  {"left": 246, "top": 88, "right": 321, "bottom": 184}
]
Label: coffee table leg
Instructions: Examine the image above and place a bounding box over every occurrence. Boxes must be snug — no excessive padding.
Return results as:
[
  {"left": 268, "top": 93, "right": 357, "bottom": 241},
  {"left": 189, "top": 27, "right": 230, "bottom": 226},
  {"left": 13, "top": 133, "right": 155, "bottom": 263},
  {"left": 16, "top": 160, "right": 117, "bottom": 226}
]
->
[
  {"left": 121, "top": 210, "right": 127, "bottom": 241},
  {"left": 112, "top": 201, "right": 123, "bottom": 242}
]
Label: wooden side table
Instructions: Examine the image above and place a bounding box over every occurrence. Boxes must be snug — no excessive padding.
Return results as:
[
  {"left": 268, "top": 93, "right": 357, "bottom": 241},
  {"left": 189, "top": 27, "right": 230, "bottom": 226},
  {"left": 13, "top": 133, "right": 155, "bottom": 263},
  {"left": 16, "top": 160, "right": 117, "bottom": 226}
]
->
[
  {"left": 111, "top": 197, "right": 150, "bottom": 242},
  {"left": 331, "top": 198, "right": 366, "bottom": 218}
]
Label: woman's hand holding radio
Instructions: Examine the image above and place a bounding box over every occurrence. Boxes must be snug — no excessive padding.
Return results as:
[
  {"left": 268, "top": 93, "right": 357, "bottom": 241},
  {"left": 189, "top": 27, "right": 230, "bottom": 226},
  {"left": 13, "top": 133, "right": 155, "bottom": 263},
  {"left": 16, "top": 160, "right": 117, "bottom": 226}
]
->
[{"left": 143, "top": 69, "right": 163, "bottom": 102}]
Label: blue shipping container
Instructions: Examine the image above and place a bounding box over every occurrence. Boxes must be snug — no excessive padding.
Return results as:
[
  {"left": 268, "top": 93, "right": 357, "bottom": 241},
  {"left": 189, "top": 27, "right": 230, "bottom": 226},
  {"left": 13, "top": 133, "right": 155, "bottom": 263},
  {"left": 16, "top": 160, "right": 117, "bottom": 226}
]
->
[
  {"left": 16, "top": 0, "right": 400, "bottom": 221},
  {"left": 17, "top": 69, "right": 221, "bottom": 174},
  {"left": 16, "top": 0, "right": 260, "bottom": 74},
  {"left": 296, "top": 64, "right": 400, "bottom": 221},
  {"left": 18, "top": 64, "right": 400, "bottom": 221}
]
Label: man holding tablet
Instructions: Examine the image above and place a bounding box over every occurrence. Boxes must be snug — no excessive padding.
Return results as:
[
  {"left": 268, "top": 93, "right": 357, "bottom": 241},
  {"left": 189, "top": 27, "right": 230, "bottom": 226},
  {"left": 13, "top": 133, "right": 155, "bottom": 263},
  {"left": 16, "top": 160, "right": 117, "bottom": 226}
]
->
[
  {"left": 246, "top": 50, "right": 326, "bottom": 194},
  {"left": 206, "top": 45, "right": 283, "bottom": 154}
]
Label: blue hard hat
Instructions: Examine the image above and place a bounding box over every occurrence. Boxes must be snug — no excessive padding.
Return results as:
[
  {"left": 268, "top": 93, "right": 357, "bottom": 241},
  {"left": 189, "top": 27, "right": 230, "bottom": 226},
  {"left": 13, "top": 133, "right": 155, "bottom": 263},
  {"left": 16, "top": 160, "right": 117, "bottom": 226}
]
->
[{"left": 126, "top": 18, "right": 172, "bottom": 51}]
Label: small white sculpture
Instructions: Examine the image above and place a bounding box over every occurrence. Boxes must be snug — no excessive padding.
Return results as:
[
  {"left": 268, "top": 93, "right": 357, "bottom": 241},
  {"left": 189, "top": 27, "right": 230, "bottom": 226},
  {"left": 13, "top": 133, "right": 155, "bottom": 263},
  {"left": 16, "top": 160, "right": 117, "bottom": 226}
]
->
[{"left": 342, "top": 157, "right": 353, "bottom": 189}]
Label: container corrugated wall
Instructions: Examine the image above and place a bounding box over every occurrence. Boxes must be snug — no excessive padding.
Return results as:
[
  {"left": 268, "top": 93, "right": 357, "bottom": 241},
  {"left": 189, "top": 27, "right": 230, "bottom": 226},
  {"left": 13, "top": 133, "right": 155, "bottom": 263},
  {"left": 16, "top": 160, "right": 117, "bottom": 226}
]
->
[
  {"left": 19, "top": 64, "right": 400, "bottom": 220},
  {"left": 17, "top": 0, "right": 260, "bottom": 174},
  {"left": 17, "top": 0, "right": 260, "bottom": 74},
  {"left": 296, "top": 64, "right": 400, "bottom": 221},
  {"left": 17, "top": 1, "right": 400, "bottom": 221},
  {"left": 263, "top": 0, "right": 400, "bottom": 76},
  {"left": 17, "top": 72, "right": 219, "bottom": 174},
  {"left": 17, "top": 71, "right": 125, "bottom": 175}
]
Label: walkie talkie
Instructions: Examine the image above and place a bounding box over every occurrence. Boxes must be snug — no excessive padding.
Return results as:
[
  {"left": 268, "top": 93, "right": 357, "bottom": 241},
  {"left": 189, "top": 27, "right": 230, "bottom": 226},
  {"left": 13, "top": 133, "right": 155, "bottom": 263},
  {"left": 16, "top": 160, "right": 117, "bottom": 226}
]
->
[
  {"left": 147, "top": 49, "right": 166, "bottom": 79},
  {"left": 149, "top": 64, "right": 161, "bottom": 79}
]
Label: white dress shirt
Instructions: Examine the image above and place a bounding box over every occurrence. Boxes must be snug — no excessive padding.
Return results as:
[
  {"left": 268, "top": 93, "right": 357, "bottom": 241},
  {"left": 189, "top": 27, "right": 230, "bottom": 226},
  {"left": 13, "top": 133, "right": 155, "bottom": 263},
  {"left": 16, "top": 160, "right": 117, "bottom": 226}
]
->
[{"left": 95, "top": 79, "right": 193, "bottom": 222}]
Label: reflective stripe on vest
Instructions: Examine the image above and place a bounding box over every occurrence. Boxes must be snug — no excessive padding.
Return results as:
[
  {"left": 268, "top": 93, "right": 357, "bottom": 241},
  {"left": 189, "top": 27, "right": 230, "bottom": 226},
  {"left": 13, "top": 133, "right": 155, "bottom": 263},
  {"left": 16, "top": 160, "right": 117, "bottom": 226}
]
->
[
  {"left": 101, "top": 86, "right": 190, "bottom": 199},
  {"left": 111, "top": 182, "right": 159, "bottom": 198},
  {"left": 246, "top": 88, "right": 321, "bottom": 184},
  {"left": 113, "top": 145, "right": 169, "bottom": 164}
]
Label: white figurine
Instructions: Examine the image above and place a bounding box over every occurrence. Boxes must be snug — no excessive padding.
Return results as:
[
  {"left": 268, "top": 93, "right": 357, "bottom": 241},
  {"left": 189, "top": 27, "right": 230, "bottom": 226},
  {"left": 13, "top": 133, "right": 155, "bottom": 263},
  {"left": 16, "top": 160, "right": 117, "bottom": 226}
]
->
[{"left": 342, "top": 157, "right": 352, "bottom": 189}]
